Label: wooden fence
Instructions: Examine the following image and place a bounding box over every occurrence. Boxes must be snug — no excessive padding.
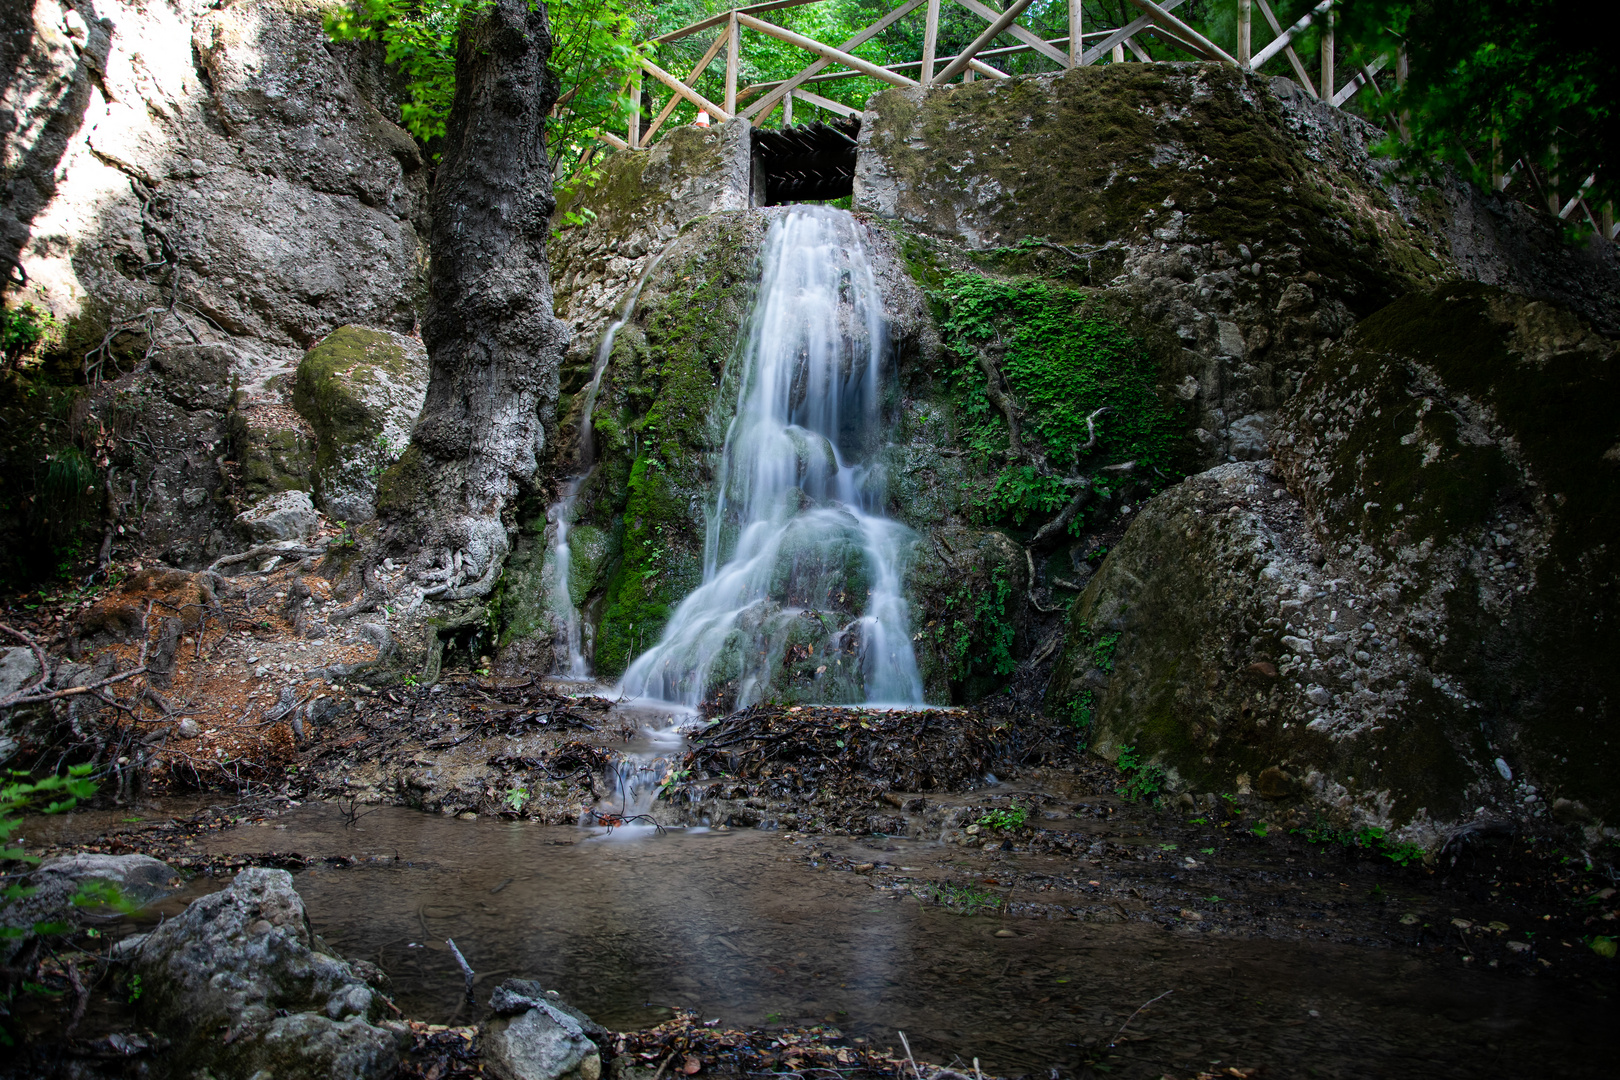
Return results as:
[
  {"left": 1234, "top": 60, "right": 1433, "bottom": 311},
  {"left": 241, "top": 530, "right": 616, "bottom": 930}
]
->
[{"left": 594, "top": 0, "right": 1613, "bottom": 237}]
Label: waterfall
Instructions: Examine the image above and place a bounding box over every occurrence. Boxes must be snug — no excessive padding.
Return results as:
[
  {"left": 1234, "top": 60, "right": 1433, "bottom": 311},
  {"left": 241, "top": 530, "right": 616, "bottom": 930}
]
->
[
  {"left": 619, "top": 207, "right": 924, "bottom": 708},
  {"left": 548, "top": 252, "right": 666, "bottom": 677}
]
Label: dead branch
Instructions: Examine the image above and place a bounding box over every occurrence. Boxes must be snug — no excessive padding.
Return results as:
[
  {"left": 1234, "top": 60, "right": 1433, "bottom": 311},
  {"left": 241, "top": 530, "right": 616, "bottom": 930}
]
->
[
  {"left": 445, "top": 938, "right": 476, "bottom": 1005},
  {"left": 0, "top": 623, "right": 51, "bottom": 701},
  {"left": 0, "top": 667, "right": 148, "bottom": 710},
  {"left": 975, "top": 350, "right": 1025, "bottom": 458},
  {"left": 210, "top": 543, "right": 326, "bottom": 572}
]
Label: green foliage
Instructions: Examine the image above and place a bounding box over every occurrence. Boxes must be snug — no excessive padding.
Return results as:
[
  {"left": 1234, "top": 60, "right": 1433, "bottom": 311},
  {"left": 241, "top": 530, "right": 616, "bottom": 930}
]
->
[
  {"left": 977, "top": 805, "right": 1028, "bottom": 831},
  {"left": 1114, "top": 744, "right": 1166, "bottom": 805},
  {"left": 1064, "top": 689, "right": 1095, "bottom": 748},
  {"left": 921, "top": 880, "right": 1002, "bottom": 915},
  {"left": 1589, "top": 935, "right": 1617, "bottom": 960},
  {"left": 1090, "top": 630, "right": 1121, "bottom": 673},
  {"left": 503, "top": 785, "right": 530, "bottom": 812},
  {"left": 1292, "top": 816, "right": 1428, "bottom": 866},
  {"left": 1, "top": 304, "right": 56, "bottom": 371},
  {"left": 924, "top": 565, "right": 1016, "bottom": 698},
  {"left": 1336, "top": 0, "right": 1617, "bottom": 216},
  {"left": 323, "top": 0, "right": 646, "bottom": 190},
  {"left": 930, "top": 274, "right": 1180, "bottom": 532},
  {"left": 1, "top": 765, "right": 98, "bottom": 869}
]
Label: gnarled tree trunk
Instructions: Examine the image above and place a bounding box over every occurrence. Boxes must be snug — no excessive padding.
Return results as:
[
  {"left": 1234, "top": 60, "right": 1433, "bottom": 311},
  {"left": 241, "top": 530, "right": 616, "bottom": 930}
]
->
[{"left": 381, "top": 0, "right": 569, "bottom": 600}]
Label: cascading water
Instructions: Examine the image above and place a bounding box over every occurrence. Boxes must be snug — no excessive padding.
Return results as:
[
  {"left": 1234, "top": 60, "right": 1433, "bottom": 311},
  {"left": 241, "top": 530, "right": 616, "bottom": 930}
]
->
[
  {"left": 619, "top": 207, "right": 924, "bottom": 709},
  {"left": 547, "top": 252, "right": 666, "bottom": 678}
]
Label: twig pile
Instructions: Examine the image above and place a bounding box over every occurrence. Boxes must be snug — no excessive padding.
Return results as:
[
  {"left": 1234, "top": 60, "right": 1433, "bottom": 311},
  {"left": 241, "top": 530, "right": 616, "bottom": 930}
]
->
[{"left": 614, "top": 1011, "right": 929, "bottom": 1079}]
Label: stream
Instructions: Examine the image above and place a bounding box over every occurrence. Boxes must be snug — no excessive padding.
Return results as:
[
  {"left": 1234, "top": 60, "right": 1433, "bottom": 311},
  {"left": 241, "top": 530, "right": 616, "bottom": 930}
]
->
[{"left": 102, "top": 801, "right": 1606, "bottom": 1079}]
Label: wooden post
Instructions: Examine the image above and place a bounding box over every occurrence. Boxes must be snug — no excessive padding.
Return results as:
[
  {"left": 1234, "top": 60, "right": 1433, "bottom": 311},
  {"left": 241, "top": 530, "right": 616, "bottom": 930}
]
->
[
  {"left": 1490, "top": 133, "right": 1503, "bottom": 190},
  {"left": 628, "top": 69, "right": 641, "bottom": 148},
  {"left": 1112, "top": 42, "right": 1125, "bottom": 62},
  {"left": 1237, "top": 0, "right": 1251, "bottom": 65},
  {"left": 932, "top": 0, "right": 1037, "bottom": 84},
  {"left": 725, "top": 13, "right": 740, "bottom": 116},
  {"left": 1602, "top": 203, "right": 1615, "bottom": 242},
  {"left": 783, "top": 88, "right": 793, "bottom": 125},
  {"left": 1320, "top": 7, "right": 1333, "bottom": 101},
  {"left": 1068, "top": 0, "right": 1082, "bottom": 67},
  {"left": 923, "top": 0, "right": 941, "bottom": 83}
]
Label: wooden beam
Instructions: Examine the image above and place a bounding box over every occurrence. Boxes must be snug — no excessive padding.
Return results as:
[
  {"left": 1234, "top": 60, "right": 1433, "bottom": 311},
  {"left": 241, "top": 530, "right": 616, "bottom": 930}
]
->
[
  {"left": 954, "top": 0, "right": 1069, "bottom": 68},
  {"left": 782, "top": 88, "right": 793, "bottom": 124},
  {"left": 740, "top": 0, "right": 923, "bottom": 119},
  {"left": 725, "top": 13, "right": 741, "bottom": 114},
  {"left": 1141, "top": 22, "right": 1221, "bottom": 61},
  {"left": 735, "top": 11, "right": 919, "bottom": 88},
  {"left": 1079, "top": 0, "right": 1188, "bottom": 66},
  {"left": 1126, "top": 35, "right": 1152, "bottom": 62},
  {"left": 1253, "top": 0, "right": 1316, "bottom": 96},
  {"left": 933, "top": 0, "right": 1037, "bottom": 84},
  {"left": 1068, "top": 0, "right": 1082, "bottom": 67},
  {"left": 1250, "top": 0, "right": 1331, "bottom": 73},
  {"left": 1331, "top": 54, "right": 1385, "bottom": 108},
  {"left": 1112, "top": 42, "right": 1124, "bottom": 62},
  {"left": 641, "top": 31, "right": 729, "bottom": 145},
  {"left": 628, "top": 68, "right": 641, "bottom": 148},
  {"left": 639, "top": 56, "right": 732, "bottom": 122},
  {"left": 793, "top": 87, "right": 861, "bottom": 117},
  {"left": 1237, "top": 0, "right": 1250, "bottom": 64},
  {"left": 923, "top": 0, "right": 941, "bottom": 82},
  {"left": 598, "top": 130, "right": 630, "bottom": 151},
  {"left": 1319, "top": 7, "right": 1333, "bottom": 100},
  {"left": 1126, "top": 0, "right": 1238, "bottom": 65},
  {"left": 969, "top": 57, "right": 1010, "bottom": 78},
  {"left": 652, "top": 0, "right": 823, "bottom": 44}
]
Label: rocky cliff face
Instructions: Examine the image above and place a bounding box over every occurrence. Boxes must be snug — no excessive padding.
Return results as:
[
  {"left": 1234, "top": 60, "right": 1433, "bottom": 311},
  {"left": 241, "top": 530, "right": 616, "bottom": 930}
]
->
[
  {"left": 1, "top": 0, "right": 427, "bottom": 569},
  {"left": 534, "top": 65, "right": 1617, "bottom": 841},
  {"left": 1047, "top": 286, "right": 1618, "bottom": 842}
]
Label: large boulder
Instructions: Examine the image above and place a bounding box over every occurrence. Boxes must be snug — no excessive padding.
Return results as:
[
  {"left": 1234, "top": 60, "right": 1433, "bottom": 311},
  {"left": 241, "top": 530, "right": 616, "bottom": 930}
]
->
[
  {"left": 1047, "top": 284, "right": 1619, "bottom": 842},
  {"left": 118, "top": 866, "right": 403, "bottom": 1077},
  {"left": 237, "top": 488, "right": 319, "bottom": 542},
  {"left": 294, "top": 325, "right": 430, "bottom": 522}
]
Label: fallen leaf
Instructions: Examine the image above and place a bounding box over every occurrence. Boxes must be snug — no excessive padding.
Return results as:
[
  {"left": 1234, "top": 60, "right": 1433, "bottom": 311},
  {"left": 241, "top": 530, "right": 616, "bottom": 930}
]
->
[{"left": 681, "top": 1057, "right": 701, "bottom": 1075}]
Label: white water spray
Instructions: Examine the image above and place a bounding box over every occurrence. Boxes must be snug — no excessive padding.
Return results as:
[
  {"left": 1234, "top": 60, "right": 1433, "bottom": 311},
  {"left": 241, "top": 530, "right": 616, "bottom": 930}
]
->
[
  {"left": 619, "top": 208, "right": 923, "bottom": 708},
  {"left": 548, "top": 252, "right": 666, "bottom": 677}
]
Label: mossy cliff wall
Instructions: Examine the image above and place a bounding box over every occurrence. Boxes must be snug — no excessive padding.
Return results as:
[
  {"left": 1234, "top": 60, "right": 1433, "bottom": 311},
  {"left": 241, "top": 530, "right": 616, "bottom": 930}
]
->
[{"left": 1048, "top": 286, "right": 1619, "bottom": 842}]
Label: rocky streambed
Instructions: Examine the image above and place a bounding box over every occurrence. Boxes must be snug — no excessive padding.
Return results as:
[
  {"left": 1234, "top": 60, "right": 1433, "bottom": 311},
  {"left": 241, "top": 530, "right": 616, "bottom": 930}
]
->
[{"left": 6, "top": 680, "right": 1617, "bottom": 1079}]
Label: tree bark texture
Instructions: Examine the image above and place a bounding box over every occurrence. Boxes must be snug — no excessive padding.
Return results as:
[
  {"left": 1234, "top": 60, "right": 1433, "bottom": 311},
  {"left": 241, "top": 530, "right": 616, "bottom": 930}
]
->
[{"left": 386, "top": 0, "right": 569, "bottom": 599}]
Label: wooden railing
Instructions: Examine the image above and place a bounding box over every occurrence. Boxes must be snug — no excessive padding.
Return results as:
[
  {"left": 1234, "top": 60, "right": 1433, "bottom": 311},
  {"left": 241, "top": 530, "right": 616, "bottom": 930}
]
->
[
  {"left": 603, "top": 0, "right": 1381, "bottom": 154},
  {"left": 598, "top": 0, "right": 1614, "bottom": 236}
]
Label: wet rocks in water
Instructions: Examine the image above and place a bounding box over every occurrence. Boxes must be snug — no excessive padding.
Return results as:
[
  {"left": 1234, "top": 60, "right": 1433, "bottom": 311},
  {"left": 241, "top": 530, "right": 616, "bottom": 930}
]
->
[
  {"left": 115, "top": 867, "right": 403, "bottom": 1077},
  {"left": 1, "top": 853, "right": 181, "bottom": 963},
  {"left": 484, "top": 979, "right": 607, "bottom": 1080}
]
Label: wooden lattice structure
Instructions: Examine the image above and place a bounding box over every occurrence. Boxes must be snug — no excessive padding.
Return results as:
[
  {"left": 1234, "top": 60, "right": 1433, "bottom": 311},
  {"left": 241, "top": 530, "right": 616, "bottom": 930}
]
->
[{"left": 598, "top": 0, "right": 1612, "bottom": 235}]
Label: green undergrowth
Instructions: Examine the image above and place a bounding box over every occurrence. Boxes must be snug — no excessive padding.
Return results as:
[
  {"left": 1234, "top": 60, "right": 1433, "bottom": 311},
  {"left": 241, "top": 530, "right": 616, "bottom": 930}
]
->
[
  {"left": 920, "top": 564, "right": 1016, "bottom": 701},
  {"left": 1293, "top": 817, "right": 1428, "bottom": 866},
  {"left": 929, "top": 273, "right": 1184, "bottom": 535},
  {"left": 1115, "top": 744, "right": 1167, "bottom": 806}
]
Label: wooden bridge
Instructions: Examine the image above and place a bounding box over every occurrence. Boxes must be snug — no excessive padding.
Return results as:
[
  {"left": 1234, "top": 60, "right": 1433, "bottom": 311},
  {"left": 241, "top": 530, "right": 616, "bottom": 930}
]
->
[
  {"left": 606, "top": 0, "right": 1377, "bottom": 153},
  {"left": 597, "top": 0, "right": 1611, "bottom": 236}
]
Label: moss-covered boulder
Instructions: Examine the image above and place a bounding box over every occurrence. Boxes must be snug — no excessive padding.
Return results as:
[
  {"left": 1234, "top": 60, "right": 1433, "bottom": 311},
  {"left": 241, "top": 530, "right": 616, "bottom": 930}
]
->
[
  {"left": 1047, "top": 284, "right": 1619, "bottom": 841},
  {"left": 293, "top": 326, "right": 429, "bottom": 522},
  {"left": 227, "top": 401, "right": 313, "bottom": 502}
]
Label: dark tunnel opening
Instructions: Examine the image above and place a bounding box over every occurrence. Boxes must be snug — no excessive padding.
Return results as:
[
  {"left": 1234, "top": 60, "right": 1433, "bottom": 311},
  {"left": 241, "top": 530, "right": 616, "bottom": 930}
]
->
[{"left": 751, "top": 116, "right": 861, "bottom": 206}]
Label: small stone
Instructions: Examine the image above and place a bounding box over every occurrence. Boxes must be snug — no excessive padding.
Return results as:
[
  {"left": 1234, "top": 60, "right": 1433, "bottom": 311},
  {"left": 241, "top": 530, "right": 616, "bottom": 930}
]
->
[
  {"left": 1506, "top": 940, "right": 1531, "bottom": 953},
  {"left": 1494, "top": 757, "right": 1513, "bottom": 781},
  {"left": 853, "top": 863, "right": 875, "bottom": 875},
  {"left": 994, "top": 929, "right": 1015, "bottom": 937},
  {"left": 1399, "top": 914, "right": 1419, "bottom": 926},
  {"left": 1281, "top": 635, "right": 1315, "bottom": 655},
  {"left": 176, "top": 719, "right": 200, "bottom": 738},
  {"left": 1179, "top": 909, "right": 1203, "bottom": 921}
]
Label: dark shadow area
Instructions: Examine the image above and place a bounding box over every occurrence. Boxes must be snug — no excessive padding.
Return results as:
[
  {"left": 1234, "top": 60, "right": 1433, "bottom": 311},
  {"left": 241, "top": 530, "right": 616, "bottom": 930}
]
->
[{"left": 751, "top": 117, "right": 860, "bottom": 205}]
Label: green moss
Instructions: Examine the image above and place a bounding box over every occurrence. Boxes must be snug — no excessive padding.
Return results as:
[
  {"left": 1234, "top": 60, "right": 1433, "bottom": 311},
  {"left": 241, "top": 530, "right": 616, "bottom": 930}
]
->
[
  {"left": 929, "top": 273, "right": 1188, "bottom": 534},
  {"left": 227, "top": 407, "right": 312, "bottom": 501},
  {"left": 373, "top": 442, "right": 429, "bottom": 517},
  {"left": 865, "top": 66, "right": 1445, "bottom": 316}
]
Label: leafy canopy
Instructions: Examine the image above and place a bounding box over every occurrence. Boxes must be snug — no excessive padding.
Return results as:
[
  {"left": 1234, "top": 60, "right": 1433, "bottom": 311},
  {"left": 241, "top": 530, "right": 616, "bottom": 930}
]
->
[
  {"left": 1337, "top": 0, "right": 1616, "bottom": 214},
  {"left": 324, "top": 0, "right": 646, "bottom": 189}
]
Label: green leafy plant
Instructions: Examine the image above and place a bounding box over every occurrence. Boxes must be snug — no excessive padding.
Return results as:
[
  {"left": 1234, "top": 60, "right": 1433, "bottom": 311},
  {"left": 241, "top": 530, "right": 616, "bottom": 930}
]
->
[
  {"left": 1292, "top": 817, "right": 1429, "bottom": 865},
  {"left": 503, "top": 786, "right": 530, "bottom": 813},
  {"left": 1588, "top": 935, "right": 1617, "bottom": 960},
  {"left": 1114, "top": 744, "right": 1166, "bottom": 806},
  {"left": 126, "top": 973, "right": 142, "bottom": 1003},
  {"left": 1090, "top": 630, "right": 1122, "bottom": 673},
  {"left": 977, "top": 805, "right": 1028, "bottom": 832},
  {"left": 1250, "top": 823, "right": 1270, "bottom": 839},
  {"left": 922, "top": 881, "right": 1002, "bottom": 916},
  {"left": 1, "top": 303, "right": 56, "bottom": 370}
]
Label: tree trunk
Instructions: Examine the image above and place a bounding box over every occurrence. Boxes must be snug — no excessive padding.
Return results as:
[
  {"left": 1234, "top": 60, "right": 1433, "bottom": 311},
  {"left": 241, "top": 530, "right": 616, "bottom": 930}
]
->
[{"left": 381, "top": 0, "right": 570, "bottom": 600}]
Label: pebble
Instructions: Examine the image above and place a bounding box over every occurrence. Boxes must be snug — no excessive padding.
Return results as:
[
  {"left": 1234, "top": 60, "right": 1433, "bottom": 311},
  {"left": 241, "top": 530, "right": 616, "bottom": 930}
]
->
[{"left": 994, "top": 929, "right": 1015, "bottom": 937}]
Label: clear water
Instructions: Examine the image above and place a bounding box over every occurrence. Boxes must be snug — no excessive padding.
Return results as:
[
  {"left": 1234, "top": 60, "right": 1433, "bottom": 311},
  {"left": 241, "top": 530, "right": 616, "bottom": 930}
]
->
[
  {"left": 619, "top": 208, "right": 923, "bottom": 708},
  {"left": 548, "top": 253, "right": 667, "bottom": 677},
  {"left": 181, "top": 805, "right": 1612, "bottom": 1080}
]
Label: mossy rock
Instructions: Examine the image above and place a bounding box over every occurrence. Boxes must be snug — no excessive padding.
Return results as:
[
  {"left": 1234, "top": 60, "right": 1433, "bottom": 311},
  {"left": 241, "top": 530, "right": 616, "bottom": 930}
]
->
[
  {"left": 858, "top": 66, "right": 1445, "bottom": 317},
  {"left": 293, "top": 325, "right": 429, "bottom": 522},
  {"left": 227, "top": 403, "right": 313, "bottom": 502}
]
